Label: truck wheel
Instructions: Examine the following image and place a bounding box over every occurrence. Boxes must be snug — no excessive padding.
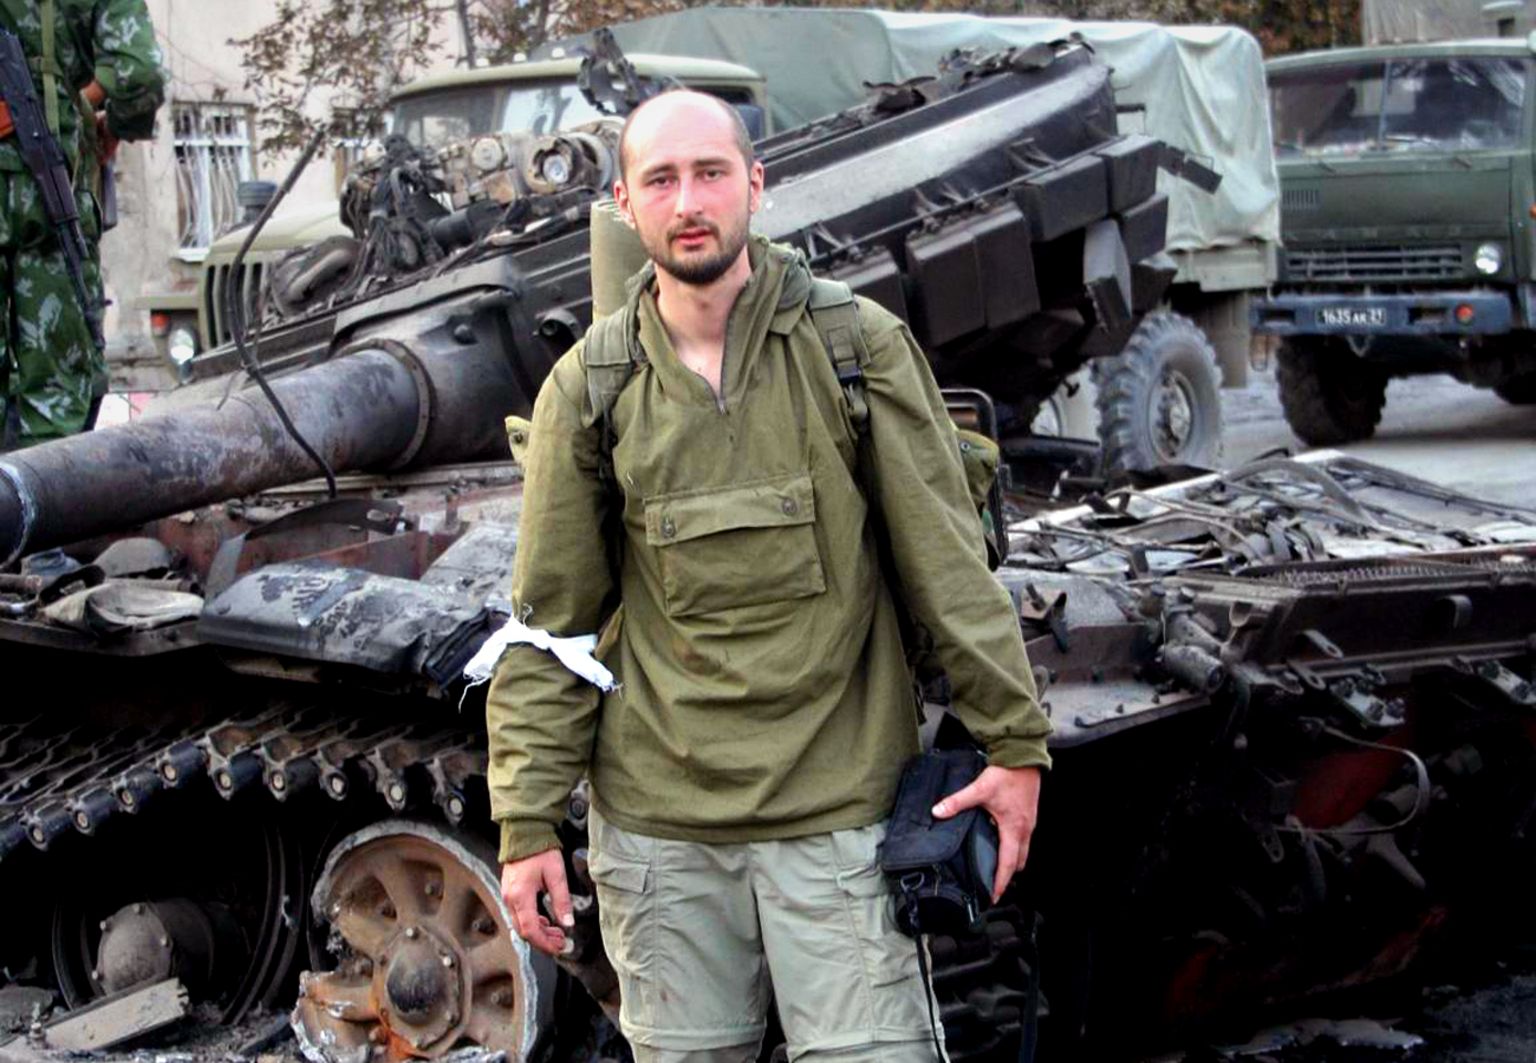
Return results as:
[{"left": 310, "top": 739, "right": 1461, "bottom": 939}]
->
[
  {"left": 1493, "top": 373, "right": 1536, "bottom": 404},
  {"left": 1276, "top": 337, "right": 1387, "bottom": 445},
  {"left": 1093, "top": 311, "right": 1223, "bottom": 474}
]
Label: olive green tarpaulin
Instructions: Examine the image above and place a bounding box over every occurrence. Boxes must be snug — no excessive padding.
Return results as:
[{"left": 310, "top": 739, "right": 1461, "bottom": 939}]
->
[{"left": 1361, "top": 0, "right": 1510, "bottom": 43}]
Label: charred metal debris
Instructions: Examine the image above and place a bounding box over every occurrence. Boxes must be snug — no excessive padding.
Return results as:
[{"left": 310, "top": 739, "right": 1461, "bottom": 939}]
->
[{"left": 1000, "top": 453, "right": 1536, "bottom": 742}]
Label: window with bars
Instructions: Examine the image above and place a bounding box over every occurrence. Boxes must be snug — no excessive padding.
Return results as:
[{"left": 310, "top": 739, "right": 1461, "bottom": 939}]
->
[{"left": 173, "top": 102, "right": 255, "bottom": 259}]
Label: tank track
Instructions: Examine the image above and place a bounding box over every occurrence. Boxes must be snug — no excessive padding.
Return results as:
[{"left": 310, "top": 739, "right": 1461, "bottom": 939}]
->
[
  {"left": 932, "top": 908, "right": 1039, "bottom": 1061},
  {"left": 0, "top": 705, "right": 487, "bottom": 863},
  {"left": 1, "top": 705, "right": 1038, "bottom": 1059}
]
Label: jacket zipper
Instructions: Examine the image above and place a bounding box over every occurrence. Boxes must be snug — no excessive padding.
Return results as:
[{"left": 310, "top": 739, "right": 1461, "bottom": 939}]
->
[{"left": 716, "top": 313, "right": 733, "bottom": 414}]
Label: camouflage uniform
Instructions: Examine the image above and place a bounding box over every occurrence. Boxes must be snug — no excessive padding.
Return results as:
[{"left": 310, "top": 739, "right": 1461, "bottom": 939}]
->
[{"left": 0, "top": 0, "right": 163, "bottom": 447}]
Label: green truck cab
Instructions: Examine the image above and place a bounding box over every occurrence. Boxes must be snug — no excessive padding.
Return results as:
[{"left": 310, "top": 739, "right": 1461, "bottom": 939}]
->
[
  {"left": 1256, "top": 39, "right": 1536, "bottom": 443},
  {"left": 154, "top": 53, "right": 767, "bottom": 360}
]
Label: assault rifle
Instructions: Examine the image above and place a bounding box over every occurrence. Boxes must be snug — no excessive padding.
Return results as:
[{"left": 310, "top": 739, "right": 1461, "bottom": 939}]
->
[{"left": 0, "top": 27, "right": 104, "bottom": 350}]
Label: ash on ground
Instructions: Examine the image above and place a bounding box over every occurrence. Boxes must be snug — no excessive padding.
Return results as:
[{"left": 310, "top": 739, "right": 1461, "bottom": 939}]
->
[{"left": 1162, "top": 961, "right": 1536, "bottom": 1062}]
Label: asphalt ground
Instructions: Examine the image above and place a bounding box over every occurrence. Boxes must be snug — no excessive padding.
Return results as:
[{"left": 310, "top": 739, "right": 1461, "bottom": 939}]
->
[
  {"left": 1155, "top": 964, "right": 1536, "bottom": 1062},
  {"left": 1223, "top": 366, "right": 1535, "bottom": 508}
]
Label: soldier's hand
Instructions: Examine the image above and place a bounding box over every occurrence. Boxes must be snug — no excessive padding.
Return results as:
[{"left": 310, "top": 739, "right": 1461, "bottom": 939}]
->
[
  {"left": 94, "top": 111, "right": 119, "bottom": 162},
  {"left": 932, "top": 764, "right": 1042, "bottom": 903},
  {"left": 500, "top": 849, "right": 573, "bottom": 956}
]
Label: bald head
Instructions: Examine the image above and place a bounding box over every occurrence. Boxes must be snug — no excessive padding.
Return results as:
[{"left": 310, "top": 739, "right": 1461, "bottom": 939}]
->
[{"left": 618, "top": 89, "right": 754, "bottom": 183}]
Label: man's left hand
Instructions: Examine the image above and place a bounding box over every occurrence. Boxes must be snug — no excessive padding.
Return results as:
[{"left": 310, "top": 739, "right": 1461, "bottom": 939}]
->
[{"left": 931, "top": 764, "right": 1042, "bottom": 902}]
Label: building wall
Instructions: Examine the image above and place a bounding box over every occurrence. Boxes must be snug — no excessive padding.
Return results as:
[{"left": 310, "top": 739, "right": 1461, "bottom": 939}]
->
[{"left": 100, "top": 0, "right": 460, "bottom": 360}]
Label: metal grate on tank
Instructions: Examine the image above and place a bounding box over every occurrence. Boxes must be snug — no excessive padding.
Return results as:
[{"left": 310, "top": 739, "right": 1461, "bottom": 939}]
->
[
  {"left": 1237, "top": 555, "right": 1536, "bottom": 587},
  {"left": 1285, "top": 244, "right": 1464, "bottom": 282}
]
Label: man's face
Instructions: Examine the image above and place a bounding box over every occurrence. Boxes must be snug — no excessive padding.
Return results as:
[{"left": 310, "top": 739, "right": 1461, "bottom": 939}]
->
[{"left": 615, "top": 95, "right": 764, "bottom": 287}]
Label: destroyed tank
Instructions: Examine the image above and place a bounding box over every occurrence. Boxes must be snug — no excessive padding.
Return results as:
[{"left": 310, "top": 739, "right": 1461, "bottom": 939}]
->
[{"left": 4, "top": 35, "right": 1536, "bottom": 1062}]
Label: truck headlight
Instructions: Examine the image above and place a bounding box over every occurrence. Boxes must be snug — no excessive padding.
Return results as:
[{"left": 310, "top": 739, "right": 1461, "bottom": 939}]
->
[
  {"left": 168, "top": 326, "right": 198, "bottom": 366},
  {"left": 1475, "top": 243, "right": 1503, "bottom": 275},
  {"left": 539, "top": 152, "right": 570, "bottom": 186}
]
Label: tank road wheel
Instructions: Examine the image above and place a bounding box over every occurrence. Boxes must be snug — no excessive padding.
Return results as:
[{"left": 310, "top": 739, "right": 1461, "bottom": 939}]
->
[
  {"left": 295, "top": 820, "right": 556, "bottom": 1061},
  {"left": 1276, "top": 336, "right": 1388, "bottom": 445},
  {"left": 1494, "top": 372, "right": 1536, "bottom": 404},
  {"left": 44, "top": 809, "right": 305, "bottom": 1024},
  {"left": 1093, "top": 311, "right": 1224, "bottom": 475}
]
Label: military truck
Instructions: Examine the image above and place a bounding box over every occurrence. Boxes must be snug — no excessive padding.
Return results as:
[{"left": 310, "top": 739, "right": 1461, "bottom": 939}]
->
[
  {"left": 140, "top": 52, "right": 769, "bottom": 365},
  {"left": 1256, "top": 38, "right": 1536, "bottom": 443}
]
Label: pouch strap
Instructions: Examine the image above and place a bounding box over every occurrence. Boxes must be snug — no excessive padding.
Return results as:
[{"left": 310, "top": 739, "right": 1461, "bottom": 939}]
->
[
  {"left": 39, "top": 0, "right": 56, "bottom": 136},
  {"left": 903, "top": 883, "right": 948, "bottom": 1063}
]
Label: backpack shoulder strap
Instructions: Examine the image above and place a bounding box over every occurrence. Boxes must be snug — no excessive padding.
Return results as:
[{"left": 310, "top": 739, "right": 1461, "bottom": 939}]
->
[
  {"left": 582, "top": 305, "right": 647, "bottom": 585},
  {"left": 806, "top": 277, "right": 870, "bottom": 436},
  {"left": 804, "top": 278, "right": 927, "bottom": 663},
  {"left": 582, "top": 304, "right": 647, "bottom": 495},
  {"left": 583, "top": 310, "right": 639, "bottom": 425}
]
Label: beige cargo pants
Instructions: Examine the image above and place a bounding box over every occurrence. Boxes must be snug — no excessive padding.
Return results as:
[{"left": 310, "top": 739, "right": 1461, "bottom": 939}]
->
[{"left": 588, "top": 806, "right": 947, "bottom": 1062}]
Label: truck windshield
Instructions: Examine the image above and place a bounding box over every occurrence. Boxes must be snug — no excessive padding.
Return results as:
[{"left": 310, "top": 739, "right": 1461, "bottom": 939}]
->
[
  {"left": 1271, "top": 57, "right": 1528, "bottom": 156},
  {"left": 389, "top": 79, "right": 607, "bottom": 147}
]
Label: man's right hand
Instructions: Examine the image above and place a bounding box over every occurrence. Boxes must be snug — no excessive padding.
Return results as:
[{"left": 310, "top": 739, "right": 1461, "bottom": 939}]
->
[
  {"left": 94, "top": 111, "right": 120, "bottom": 163},
  {"left": 500, "top": 848, "right": 574, "bottom": 956}
]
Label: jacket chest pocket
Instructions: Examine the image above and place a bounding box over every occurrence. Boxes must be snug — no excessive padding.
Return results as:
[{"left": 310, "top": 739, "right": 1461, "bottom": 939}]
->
[{"left": 644, "top": 471, "right": 826, "bottom": 618}]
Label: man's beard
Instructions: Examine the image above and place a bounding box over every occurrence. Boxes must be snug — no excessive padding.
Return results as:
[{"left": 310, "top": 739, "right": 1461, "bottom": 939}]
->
[{"left": 645, "top": 215, "right": 750, "bottom": 286}]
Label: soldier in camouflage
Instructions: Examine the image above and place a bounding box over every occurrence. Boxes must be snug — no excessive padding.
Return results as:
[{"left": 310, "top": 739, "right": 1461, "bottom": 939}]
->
[{"left": 0, "top": 0, "right": 163, "bottom": 448}]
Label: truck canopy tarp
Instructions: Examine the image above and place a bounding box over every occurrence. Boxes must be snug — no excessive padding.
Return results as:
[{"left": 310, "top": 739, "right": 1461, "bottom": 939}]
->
[
  {"left": 558, "top": 7, "right": 1278, "bottom": 254},
  {"left": 1361, "top": 0, "right": 1502, "bottom": 43}
]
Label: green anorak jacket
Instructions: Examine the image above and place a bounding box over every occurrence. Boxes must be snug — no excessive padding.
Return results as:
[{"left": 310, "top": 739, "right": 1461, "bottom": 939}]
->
[{"left": 488, "top": 238, "right": 1051, "bottom": 863}]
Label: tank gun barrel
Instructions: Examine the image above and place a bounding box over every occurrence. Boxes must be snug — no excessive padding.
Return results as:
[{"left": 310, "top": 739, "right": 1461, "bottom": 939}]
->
[{"left": 0, "top": 342, "right": 520, "bottom": 565}]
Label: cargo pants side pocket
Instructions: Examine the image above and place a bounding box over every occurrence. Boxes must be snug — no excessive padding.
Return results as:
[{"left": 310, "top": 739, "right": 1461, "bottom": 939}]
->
[{"left": 588, "top": 832, "right": 656, "bottom": 1035}]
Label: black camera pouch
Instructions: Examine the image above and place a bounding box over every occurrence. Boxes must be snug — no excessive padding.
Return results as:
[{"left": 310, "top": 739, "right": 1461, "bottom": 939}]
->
[{"left": 880, "top": 748, "right": 998, "bottom": 938}]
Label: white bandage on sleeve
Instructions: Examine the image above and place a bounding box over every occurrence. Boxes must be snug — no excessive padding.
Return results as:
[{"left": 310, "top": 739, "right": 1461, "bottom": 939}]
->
[{"left": 461, "top": 614, "right": 616, "bottom": 694}]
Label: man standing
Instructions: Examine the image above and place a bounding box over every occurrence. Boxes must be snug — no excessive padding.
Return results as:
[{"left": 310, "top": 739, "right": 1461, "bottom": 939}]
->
[
  {"left": 0, "top": 0, "right": 163, "bottom": 448},
  {"left": 489, "top": 90, "right": 1051, "bottom": 1061}
]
